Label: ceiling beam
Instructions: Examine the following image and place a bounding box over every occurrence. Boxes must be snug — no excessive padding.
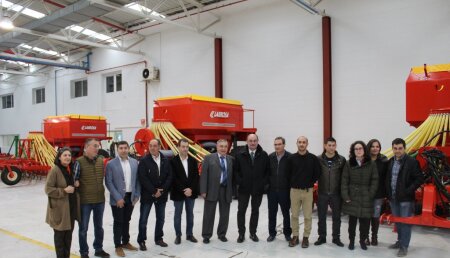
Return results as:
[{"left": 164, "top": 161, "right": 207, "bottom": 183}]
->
[
  {"left": 0, "top": 69, "right": 45, "bottom": 76},
  {"left": 6, "top": 27, "right": 144, "bottom": 55},
  {"left": 90, "top": 0, "right": 217, "bottom": 37},
  {"left": 0, "top": 52, "right": 88, "bottom": 70}
]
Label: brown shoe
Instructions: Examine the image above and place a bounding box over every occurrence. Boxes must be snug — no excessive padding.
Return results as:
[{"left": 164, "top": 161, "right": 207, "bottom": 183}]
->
[
  {"left": 115, "top": 247, "right": 125, "bottom": 257},
  {"left": 122, "top": 243, "right": 138, "bottom": 251},
  {"left": 301, "top": 237, "right": 309, "bottom": 248},
  {"left": 289, "top": 236, "right": 299, "bottom": 247}
]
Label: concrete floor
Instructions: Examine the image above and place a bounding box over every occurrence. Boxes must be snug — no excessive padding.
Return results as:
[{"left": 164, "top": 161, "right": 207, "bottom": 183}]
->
[{"left": 1, "top": 179, "right": 449, "bottom": 258}]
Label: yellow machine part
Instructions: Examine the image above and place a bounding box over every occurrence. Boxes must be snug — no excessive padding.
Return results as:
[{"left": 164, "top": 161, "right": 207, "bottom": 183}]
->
[
  {"left": 150, "top": 121, "right": 210, "bottom": 163},
  {"left": 27, "top": 132, "right": 57, "bottom": 166},
  {"left": 382, "top": 112, "right": 450, "bottom": 158}
]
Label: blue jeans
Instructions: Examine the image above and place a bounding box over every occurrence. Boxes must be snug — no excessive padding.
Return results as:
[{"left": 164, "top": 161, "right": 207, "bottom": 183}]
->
[
  {"left": 268, "top": 191, "right": 291, "bottom": 237},
  {"left": 79, "top": 202, "right": 105, "bottom": 255},
  {"left": 173, "top": 198, "right": 195, "bottom": 237},
  {"left": 390, "top": 200, "right": 414, "bottom": 249},
  {"left": 137, "top": 201, "right": 166, "bottom": 243}
]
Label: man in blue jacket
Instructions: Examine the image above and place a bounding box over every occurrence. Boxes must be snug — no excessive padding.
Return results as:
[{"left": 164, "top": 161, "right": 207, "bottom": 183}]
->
[
  {"left": 137, "top": 139, "right": 173, "bottom": 250},
  {"left": 105, "top": 141, "right": 140, "bottom": 257}
]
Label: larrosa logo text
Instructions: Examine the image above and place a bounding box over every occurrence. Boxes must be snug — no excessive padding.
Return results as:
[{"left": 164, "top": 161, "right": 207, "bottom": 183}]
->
[
  {"left": 81, "top": 125, "right": 97, "bottom": 130},
  {"left": 210, "top": 111, "right": 229, "bottom": 118}
]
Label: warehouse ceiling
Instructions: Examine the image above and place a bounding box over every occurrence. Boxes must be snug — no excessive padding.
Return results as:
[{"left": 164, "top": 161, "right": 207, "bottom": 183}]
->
[{"left": 0, "top": 0, "right": 233, "bottom": 79}]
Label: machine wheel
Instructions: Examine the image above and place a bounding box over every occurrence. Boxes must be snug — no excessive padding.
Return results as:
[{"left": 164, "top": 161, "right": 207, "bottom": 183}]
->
[
  {"left": 1, "top": 167, "right": 22, "bottom": 185},
  {"left": 98, "top": 149, "right": 110, "bottom": 158}
]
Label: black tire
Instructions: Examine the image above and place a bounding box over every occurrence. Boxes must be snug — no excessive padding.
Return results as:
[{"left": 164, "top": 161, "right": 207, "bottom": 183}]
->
[
  {"left": 1, "top": 167, "right": 22, "bottom": 185},
  {"left": 98, "top": 149, "right": 110, "bottom": 158}
]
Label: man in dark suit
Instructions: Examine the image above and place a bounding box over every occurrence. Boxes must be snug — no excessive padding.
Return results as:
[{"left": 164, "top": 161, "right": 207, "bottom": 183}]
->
[
  {"left": 200, "top": 139, "right": 233, "bottom": 244},
  {"left": 235, "top": 134, "right": 270, "bottom": 243},
  {"left": 105, "top": 141, "right": 140, "bottom": 257},
  {"left": 170, "top": 138, "right": 200, "bottom": 244},
  {"left": 137, "top": 139, "right": 173, "bottom": 250}
]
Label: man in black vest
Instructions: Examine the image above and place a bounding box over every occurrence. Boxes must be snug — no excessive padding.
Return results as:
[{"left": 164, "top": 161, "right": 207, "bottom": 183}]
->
[
  {"left": 170, "top": 138, "right": 199, "bottom": 244},
  {"left": 137, "top": 139, "right": 173, "bottom": 250},
  {"left": 235, "top": 134, "right": 270, "bottom": 243}
]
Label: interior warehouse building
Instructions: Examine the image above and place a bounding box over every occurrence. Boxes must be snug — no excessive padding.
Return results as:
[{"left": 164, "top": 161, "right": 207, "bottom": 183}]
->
[{"left": 0, "top": 0, "right": 449, "bottom": 258}]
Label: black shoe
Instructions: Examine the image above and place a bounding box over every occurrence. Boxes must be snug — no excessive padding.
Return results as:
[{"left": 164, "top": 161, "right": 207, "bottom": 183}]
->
[
  {"left": 365, "top": 237, "right": 371, "bottom": 246},
  {"left": 389, "top": 241, "right": 401, "bottom": 249},
  {"left": 203, "top": 238, "right": 210, "bottom": 244},
  {"left": 371, "top": 237, "right": 378, "bottom": 246},
  {"left": 267, "top": 235, "right": 276, "bottom": 242},
  {"left": 285, "top": 235, "right": 292, "bottom": 241},
  {"left": 360, "top": 240, "right": 367, "bottom": 250},
  {"left": 94, "top": 250, "right": 110, "bottom": 258},
  {"left": 81, "top": 255, "right": 89, "bottom": 258},
  {"left": 332, "top": 238, "right": 344, "bottom": 247},
  {"left": 186, "top": 235, "right": 198, "bottom": 243},
  {"left": 397, "top": 247, "right": 408, "bottom": 257},
  {"left": 219, "top": 235, "right": 228, "bottom": 242},
  {"left": 348, "top": 241, "right": 355, "bottom": 250},
  {"left": 138, "top": 242, "right": 147, "bottom": 251},
  {"left": 175, "top": 236, "right": 181, "bottom": 245},
  {"left": 314, "top": 237, "right": 326, "bottom": 246},
  {"left": 237, "top": 235, "right": 245, "bottom": 243},
  {"left": 301, "top": 237, "right": 309, "bottom": 248},
  {"left": 250, "top": 234, "right": 259, "bottom": 242},
  {"left": 155, "top": 240, "right": 168, "bottom": 247}
]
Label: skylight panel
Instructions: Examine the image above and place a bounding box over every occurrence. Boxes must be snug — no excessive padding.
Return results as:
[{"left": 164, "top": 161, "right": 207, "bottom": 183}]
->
[{"left": 1, "top": 1, "right": 45, "bottom": 19}]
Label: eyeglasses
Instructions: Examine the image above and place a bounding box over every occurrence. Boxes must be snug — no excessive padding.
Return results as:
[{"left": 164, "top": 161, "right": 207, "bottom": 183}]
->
[{"left": 354, "top": 147, "right": 364, "bottom": 151}]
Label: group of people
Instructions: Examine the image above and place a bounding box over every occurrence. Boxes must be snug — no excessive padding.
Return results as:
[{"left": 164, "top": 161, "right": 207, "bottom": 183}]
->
[{"left": 45, "top": 135, "right": 424, "bottom": 258}]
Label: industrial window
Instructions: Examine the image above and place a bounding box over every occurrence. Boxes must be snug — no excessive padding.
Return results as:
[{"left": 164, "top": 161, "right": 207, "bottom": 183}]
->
[
  {"left": 106, "top": 73, "right": 122, "bottom": 93},
  {"left": 71, "top": 79, "right": 88, "bottom": 98},
  {"left": 33, "top": 87, "right": 45, "bottom": 104},
  {"left": 1, "top": 94, "right": 14, "bottom": 109}
]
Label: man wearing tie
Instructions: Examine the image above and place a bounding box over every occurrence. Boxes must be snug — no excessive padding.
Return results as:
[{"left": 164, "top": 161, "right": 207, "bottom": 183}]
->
[
  {"left": 235, "top": 134, "right": 270, "bottom": 243},
  {"left": 105, "top": 141, "right": 140, "bottom": 257},
  {"left": 200, "top": 139, "right": 234, "bottom": 244},
  {"left": 137, "top": 139, "right": 173, "bottom": 250}
]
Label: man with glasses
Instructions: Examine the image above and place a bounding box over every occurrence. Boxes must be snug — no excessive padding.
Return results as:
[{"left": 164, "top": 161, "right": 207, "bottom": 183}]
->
[{"left": 74, "top": 138, "right": 110, "bottom": 258}]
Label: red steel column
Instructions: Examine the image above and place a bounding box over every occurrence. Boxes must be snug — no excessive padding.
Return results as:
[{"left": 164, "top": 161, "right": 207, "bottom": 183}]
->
[
  {"left": 215, "top": 38, "right": 223, "bottom": 98},
  {"left": 322, "top": 16, "right": 332, "bottom": 141}
]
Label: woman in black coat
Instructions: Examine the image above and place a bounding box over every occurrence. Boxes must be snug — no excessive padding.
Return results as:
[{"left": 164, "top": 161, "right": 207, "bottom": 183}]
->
[
  {"left": 341, "top": 141, "right": 378, "bottom": 251},
  {"left": 366, "top": 139, "right": 388, "bottom": 246}
]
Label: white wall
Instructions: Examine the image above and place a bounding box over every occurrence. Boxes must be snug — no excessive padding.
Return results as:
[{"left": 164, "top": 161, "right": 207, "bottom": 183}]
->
[{"left": 1, "top": 0, "right": 450, "bottom": 155}]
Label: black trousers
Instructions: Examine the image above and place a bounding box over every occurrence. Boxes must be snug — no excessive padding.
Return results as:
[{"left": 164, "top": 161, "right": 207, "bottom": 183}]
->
[
  {"left": 348, "top": 215, "right": 370, "bottom": 242},
  {"left": 237, "top": 192, "right": 263, "bottom": 235},
  {"left": 111, "top": 193, "right": 134, "bottom": 248},
  {"left": 202, "top": 186, "right": 230, "bottom": 239},
  {"left": 54, "top": 221, "right": 74, "bottom": 258},
  {"left": 267, "top": 190, "right": 291, "bottom": 237},
  {"left": 317, "top": 193, "right": 342, "bottom": 239}
]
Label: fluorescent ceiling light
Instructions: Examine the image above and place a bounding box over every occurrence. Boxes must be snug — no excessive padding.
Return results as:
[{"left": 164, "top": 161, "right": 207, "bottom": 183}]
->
[
  {"left": 0, "top": 15, "right": 13, "bottom": 29},
  {"left": 1, "top": 1, "right": 45, "bottom": 19},
  {"left": 19, "top": 44, "right": 66, "bottom": 57},
  {"left": 66, "top": 25, "right": 115, "bottom": 43},
  {"left": 3, "top": 59, "right": 28, "bottom": 67},
  {"left": 125, "top": 3, "right": 166, "bottom": 18}
]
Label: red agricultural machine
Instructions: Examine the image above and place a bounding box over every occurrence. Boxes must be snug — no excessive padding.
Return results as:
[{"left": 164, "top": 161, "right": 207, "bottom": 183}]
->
[
  {"left": 134, "top": 95, "right": 257, "bottom": 162},
  {"left": 0, "top": 114, "right": 111, "bottom": 185},
  {"left": 382, "top": 63, "right": 450, "bottom": 228}
]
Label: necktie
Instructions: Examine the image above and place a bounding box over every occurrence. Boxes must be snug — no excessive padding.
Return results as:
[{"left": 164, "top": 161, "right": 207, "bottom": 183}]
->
[
  {"left": 220, "top": 156, "right": 227, "bottom": 186},
  {"left": 250, "top": 151, "right": 255, "bottom": 164}
]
